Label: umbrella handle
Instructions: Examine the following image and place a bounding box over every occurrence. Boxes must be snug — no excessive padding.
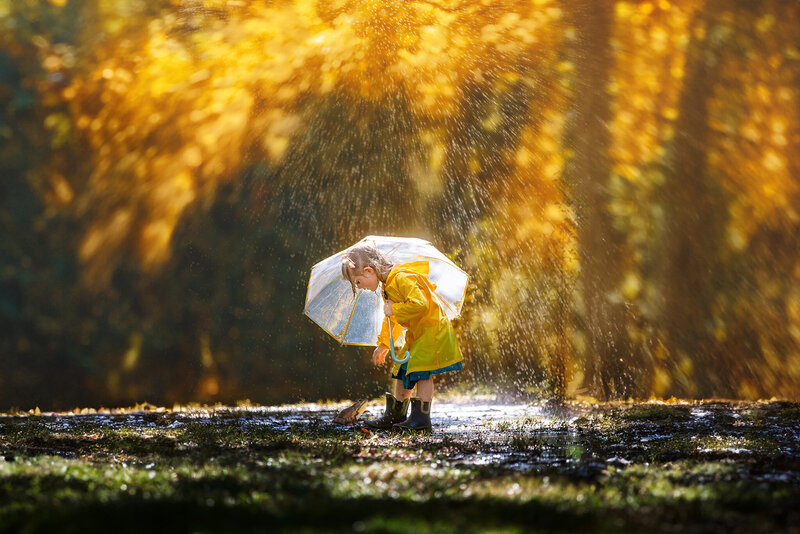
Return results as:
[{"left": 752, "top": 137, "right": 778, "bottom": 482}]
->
[{"left": 387, "top": 316, "right": 410, "bottom": 364}]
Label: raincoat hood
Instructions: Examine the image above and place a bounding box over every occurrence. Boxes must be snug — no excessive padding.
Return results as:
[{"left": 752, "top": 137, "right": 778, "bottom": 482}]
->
[{"left": 386, "top": 260, "right": 430, "bottom": 286}]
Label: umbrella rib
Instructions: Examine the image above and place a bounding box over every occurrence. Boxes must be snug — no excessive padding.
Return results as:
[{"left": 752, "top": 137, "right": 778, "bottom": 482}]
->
[
  {"left": 340, "top": 290, "right": 362, "bottom": 343},
  {"left": 384, "top": 244, "right": 401, "bottom": 258},
  {"left": 434, "top": 292, "right": 457, "bottom": 317},
  {"left": 303, "top": 309, "right": 343, "bottom": 343},
  {"left": 455, "top": 272, "right": 471, "bottom": 314}
]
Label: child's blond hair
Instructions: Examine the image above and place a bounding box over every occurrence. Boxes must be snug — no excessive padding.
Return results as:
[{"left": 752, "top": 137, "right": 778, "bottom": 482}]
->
[{"left": 341, "top": 244, "right": 394, "bottom": 296}]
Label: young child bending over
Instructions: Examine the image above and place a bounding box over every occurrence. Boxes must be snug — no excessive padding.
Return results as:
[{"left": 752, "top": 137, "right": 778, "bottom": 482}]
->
[{"left": 341, "top": 244, "right": 463, "bottom": 432}]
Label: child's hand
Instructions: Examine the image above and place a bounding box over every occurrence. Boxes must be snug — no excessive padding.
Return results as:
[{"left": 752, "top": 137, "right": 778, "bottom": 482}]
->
[
  {"left": 372, "top": 345, "right": 389, "bottom": 365},
  {"left": 384, "top": 299, "right": 394, "bottom": 316}
]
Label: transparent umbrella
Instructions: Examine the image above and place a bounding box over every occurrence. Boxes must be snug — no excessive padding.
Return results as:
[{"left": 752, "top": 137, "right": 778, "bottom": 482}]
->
[{"left": 303, "top": 235, "right": 468, "bottom": 362}]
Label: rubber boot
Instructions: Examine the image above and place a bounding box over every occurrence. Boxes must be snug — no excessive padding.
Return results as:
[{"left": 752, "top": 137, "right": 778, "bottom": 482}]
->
[
  {"left": 393, "top": 398, "right": 432, "bottom": 433},
  {"left": 363, "top": 393, "right": 409, "bottom": 430}
]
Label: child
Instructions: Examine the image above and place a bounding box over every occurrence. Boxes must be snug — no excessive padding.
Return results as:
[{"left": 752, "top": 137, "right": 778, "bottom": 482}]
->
[{"left": 341, "top": 244, "right": 463, "bottom": 432}]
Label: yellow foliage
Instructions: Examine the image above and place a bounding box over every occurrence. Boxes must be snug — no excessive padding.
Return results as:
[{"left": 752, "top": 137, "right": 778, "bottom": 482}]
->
[
  {"left": 608, "top": 1, "right": 696, "bottom": 171},
  {"left": 709, "top": 4, "right": 800, "bottom": 248},
  {"left": 43, "top": 0, "right": 571, "bottom": 279},
  {"left": 3, "top": 0, "right": 798, "bottom": 400}
]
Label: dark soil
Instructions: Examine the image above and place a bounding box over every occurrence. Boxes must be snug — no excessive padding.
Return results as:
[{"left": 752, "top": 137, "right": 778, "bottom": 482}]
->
[{"left": 1, "top": 397, "right": 799, "bottom": 533}]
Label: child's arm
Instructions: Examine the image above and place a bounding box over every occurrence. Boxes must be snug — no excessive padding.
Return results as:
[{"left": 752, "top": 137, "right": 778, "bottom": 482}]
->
[
  {"left": 377, "top": 314, "right": 403, "bottom": 348},
  {"left": 373, "top": 314, "right": 401, "bottom": 366},
  {"left": 371, "top": 345, "right": 389, "bottom": 365},
  {"left": 388, "top": 274, "right": 428, "bottom": 324}
]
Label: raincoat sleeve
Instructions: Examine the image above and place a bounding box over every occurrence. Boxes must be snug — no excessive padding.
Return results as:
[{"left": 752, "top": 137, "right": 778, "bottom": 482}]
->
[
  {"left": 390, "top": 273, "right": 429, "bottom": 324},
  {"left": 377, "top": 315, "right": 403, "bottom": 348}
]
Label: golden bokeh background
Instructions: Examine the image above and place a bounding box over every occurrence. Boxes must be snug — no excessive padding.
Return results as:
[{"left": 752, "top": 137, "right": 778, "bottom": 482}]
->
[{"left": 0, "top": 0, "right": 798, "bottom": 408}]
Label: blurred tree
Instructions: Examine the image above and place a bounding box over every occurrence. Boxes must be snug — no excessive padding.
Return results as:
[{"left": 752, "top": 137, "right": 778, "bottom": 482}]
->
[
  {"left": 563, "top": 0, "right": 648, "bottom": 399},
  {"left": 702, "top": 1, "right": 800, "bottom": 398},
  {"left": 658, "top": 5, "right": 728, "bottom": 397}
]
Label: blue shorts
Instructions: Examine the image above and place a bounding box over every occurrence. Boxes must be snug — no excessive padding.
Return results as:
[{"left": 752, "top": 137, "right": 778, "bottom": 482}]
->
[{"left": 392, "top": 361, "right": 464, "bottom": 390}]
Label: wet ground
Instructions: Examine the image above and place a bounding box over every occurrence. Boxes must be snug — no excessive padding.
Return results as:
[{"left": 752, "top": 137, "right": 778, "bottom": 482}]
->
[{"left": 1, "top": 397, "right": 799, "bottom": 533}]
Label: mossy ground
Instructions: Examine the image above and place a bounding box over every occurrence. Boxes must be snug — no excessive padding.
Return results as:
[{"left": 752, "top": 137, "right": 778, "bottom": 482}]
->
[{"left": 1, "top": 398, "right": 799, "bottom": 533}]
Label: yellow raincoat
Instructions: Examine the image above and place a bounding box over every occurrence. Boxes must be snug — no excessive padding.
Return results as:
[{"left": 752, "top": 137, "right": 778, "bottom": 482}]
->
[{"left": 377, "top": 261, "right": 463, "bottom": 377}]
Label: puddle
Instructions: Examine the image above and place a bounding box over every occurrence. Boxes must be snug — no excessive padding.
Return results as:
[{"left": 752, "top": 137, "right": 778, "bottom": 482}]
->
[{"left": 3, "top": 399, "right": 799, "bottom": 485}]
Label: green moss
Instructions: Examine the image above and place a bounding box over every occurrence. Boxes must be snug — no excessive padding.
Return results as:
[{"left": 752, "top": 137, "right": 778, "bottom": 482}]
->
[
  {"left": 619, "top": 404, "right": 692, "bottom": 423},
  {"left": 1, "top": 400, "right": 799, "bottom": 533}
]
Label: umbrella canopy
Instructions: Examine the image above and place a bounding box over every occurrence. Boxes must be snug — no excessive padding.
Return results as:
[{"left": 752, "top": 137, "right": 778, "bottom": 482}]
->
[{"left": 303, "top": 235, "right": 469, "bottom": 347}]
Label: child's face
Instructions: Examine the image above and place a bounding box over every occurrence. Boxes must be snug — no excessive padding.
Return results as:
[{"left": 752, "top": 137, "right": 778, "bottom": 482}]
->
[{"left": 353, "top": 266, "right": 379, "bottom": 292}]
